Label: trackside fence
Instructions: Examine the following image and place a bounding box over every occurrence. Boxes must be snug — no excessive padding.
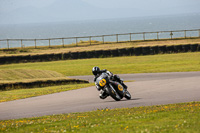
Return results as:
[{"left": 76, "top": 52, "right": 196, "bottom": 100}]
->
[{"left": 0, "top": 29, "right": 200, "bottom": 49}]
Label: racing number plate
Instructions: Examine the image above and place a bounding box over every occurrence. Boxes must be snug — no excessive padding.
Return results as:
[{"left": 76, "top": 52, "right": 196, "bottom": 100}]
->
[
  {"left": 99, "top": 79, "right": 106, "bottom": 87},
  {"left": 118, "top": 84, "right": 123, "bottom": 91}
]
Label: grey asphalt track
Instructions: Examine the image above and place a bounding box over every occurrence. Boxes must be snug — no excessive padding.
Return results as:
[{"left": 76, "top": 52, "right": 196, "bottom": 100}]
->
[{"left": 0, "top": 72, "right": 199, "bottom": 120}]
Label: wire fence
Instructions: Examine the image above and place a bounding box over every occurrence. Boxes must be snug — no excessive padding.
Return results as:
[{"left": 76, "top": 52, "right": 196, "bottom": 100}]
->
[{"left": 0, "top": 29, "right": 200, "bottom": 49}]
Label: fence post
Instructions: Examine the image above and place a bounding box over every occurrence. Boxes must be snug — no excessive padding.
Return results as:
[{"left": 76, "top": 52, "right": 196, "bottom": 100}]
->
[
  {"left": 89, "top": 36, "right": 91, "bottom": 45},
  {"left": 76, "top": 37, "right": 78, "bottom": 46},
  {"left": 35, "top": 39, "right": 37, "bottom": 48},
  {"left": 62, "top": 38, "right": 64, "bottom": 47},
  {"left": 170, "top": 31, "right": 173, "bottom": 39},
  {"left": 184, "top": 30, "right": 187, "bottom": 38},
  {"left": 130, "top": 33, "right": 132, "bottom": 41},
  {"left": 49, "top": 39, "right": 51, "bottom": 47},
  {"left": 21, "top": 40, "right": 23, "bottom": 48},
  {"left": 143, "top": 33, "right": 145, "bottom": 40},
  {"left": 157, "top": 32, "right": 159, "bottom": 40},
  {"left": 7, "top": 39, "right": 9, "bottom": 49},
  {"left": 116, "top": 34, "right": 118, "bottom": 43},
  {"left": 102, "top": 35, "right": 104, "bottom": 44},
  {"left": 199, "top": 29, "right": 200, "bottom": 38}
]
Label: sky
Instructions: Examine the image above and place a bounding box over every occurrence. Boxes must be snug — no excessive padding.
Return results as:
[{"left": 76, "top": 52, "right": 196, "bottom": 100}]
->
[
  {"left": 0, "top": 0, "right": 200, "bottom": 24},
  {"left": 82, "top": 0, "right": 138, "bottom": 8},
  {"left": 0, "top": 0, "right": 165, "bottom": 8}
]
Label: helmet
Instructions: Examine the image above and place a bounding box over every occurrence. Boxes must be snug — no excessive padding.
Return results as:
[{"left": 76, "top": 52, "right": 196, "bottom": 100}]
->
[{"left": 92, "top": 66, "right": 100, "bottom": 75}]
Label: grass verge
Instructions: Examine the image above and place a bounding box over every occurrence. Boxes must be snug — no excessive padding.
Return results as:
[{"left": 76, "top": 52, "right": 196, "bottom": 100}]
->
[
  {"left": 0, "top": 69, "right": 89, "bottom": 91},
  {"left": 0, "top": 69, "right": 66, "bottom": 82},
  {"left": 0, "top": 83, "right": 93, "bottom": 103},
  {"left": 0, "top": 52, "right": 199, "bottom": 76},
  {"left": 0, "top": 38, "right": 200, "bottom": 57},
  {"left": 0, "top": 102, "right": 199, "bottom": 133}
]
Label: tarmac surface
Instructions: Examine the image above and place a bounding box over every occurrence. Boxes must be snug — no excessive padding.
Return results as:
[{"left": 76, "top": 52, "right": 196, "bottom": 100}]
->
[{"left": 0, "top": 72, "right": 199, "bottom": 120}]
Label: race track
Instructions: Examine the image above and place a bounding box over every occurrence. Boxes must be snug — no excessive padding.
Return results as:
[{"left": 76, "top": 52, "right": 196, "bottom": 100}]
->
[{"left": 0, "top": 72, "right": 200, "bottom": 120}]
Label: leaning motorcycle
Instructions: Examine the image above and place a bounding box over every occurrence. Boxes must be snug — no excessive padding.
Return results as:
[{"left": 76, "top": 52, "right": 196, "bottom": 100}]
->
[{"left": 95, "top": 72, "right": 131, "bottom": 101}]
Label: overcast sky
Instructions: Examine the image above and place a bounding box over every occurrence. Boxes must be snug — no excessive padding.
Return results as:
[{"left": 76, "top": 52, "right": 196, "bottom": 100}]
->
[
  {"left": 0, "top": 0, "right": 200, "bottom": 24},
  {"left": 83, "top": 0, "right": 141, "bottom": 8},
  {"left": 2, "top": 0, "right": 200, "bottom": 10},
  {"left": 16, "top": 0, "right": 200, "bottom": 9}
]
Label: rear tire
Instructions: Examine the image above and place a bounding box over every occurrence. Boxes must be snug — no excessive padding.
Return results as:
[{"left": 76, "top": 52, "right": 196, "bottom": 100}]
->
[{"left": 125, "top": 91, "right": 131, "bottom": 100}]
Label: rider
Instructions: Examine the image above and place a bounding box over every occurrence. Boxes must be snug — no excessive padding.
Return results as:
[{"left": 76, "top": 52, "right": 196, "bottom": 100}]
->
[{"left": 92, "top": 66, "right": 127, "bottom": 99}]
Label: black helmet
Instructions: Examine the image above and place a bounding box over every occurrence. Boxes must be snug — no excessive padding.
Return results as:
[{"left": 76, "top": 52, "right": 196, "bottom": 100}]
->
[{"left": 92, "top": 66, "right": 100, "bottom": 75}]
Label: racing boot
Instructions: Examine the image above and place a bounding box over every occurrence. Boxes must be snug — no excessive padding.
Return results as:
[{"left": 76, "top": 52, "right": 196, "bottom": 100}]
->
[{"left": 99, "top": 90, "right": 108, "bottom": 99}]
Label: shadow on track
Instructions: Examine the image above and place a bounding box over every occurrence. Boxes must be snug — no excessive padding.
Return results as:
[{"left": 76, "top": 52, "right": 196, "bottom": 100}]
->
[{"left": 105, "top": 98, "right": 141, "bottom": 103}]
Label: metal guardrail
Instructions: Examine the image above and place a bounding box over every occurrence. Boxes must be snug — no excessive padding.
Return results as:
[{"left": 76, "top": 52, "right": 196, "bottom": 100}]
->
[{"left": 0, "top": 29, "right": 200, "bottom": 49}]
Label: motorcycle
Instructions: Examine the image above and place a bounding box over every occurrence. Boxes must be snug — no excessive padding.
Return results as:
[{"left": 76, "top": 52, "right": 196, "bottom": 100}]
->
[{"left": 95, "top": 72, "right": 131, "bottom": 101}]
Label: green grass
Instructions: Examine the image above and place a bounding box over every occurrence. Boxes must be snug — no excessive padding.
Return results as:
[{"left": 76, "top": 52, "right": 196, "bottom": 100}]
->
[
  {"left": 0, "top": 69, "right": 75, "bottom": 91},
  {"left": 0, "top": 69, "right": 66, "bottom": 82},
  {"left": 0, "top": 52, "right": 199, "bottom": 76},
  {"left": 0, "top": 83, "right": 93, "bottom": 103},
  {"left": 0, "top": 102, "right": 199, "bottom": 133}
]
